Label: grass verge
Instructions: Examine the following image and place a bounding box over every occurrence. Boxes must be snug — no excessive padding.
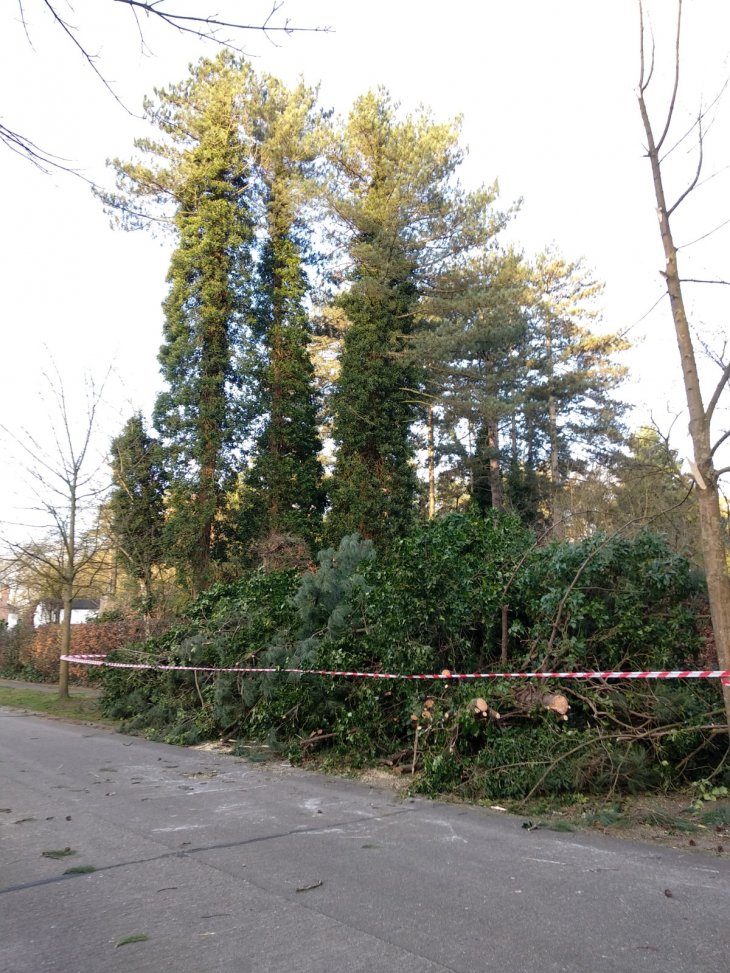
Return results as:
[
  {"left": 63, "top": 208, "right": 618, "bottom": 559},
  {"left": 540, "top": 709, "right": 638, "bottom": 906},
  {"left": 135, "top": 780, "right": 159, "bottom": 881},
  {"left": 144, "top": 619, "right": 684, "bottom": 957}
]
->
[
  {"left": 507, "top": 793, "right": 730, "bottom": 856},
  {"left": 0, "top": 686, "right": 107, "bottom": 722}
]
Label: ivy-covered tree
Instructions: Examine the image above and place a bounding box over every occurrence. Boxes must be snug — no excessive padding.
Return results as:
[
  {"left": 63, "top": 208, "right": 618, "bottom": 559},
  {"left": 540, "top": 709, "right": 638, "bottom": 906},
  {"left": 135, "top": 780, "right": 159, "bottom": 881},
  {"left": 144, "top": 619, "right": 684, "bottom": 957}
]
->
[
  {"left": 326, "top": 90, "right": 505, "bottom": 546},
  {"left": 242, "top": 77, "right": 325, "bottom": 549},
  {"left": 109, "top": 413, "right": 167, "bottom": 614},
  {"left": 103, "top": 54, "right": 257, "bottom": 594}
]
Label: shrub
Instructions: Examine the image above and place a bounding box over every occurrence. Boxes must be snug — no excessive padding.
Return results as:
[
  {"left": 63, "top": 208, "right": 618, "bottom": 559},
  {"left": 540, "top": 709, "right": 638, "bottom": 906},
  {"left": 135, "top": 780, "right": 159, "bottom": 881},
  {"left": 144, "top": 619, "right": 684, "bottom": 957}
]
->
[{"left": 100, "top": 515, "right": 725, "bottom": 798}]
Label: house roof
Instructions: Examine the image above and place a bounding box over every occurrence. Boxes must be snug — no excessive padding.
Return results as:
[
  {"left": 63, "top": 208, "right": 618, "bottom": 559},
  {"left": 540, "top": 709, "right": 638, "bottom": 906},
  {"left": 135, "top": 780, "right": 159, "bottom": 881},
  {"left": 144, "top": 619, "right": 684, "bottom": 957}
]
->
[{"left": 39, "top": 598, "right": 101, "bottom": 611}]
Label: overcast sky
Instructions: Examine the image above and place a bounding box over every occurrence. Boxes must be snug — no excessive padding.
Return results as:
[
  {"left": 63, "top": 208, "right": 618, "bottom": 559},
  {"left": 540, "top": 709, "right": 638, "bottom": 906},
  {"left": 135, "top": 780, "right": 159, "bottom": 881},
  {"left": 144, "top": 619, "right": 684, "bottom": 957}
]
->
[{"left": 1, "top": 0, "right": 729, "bottom": 534}]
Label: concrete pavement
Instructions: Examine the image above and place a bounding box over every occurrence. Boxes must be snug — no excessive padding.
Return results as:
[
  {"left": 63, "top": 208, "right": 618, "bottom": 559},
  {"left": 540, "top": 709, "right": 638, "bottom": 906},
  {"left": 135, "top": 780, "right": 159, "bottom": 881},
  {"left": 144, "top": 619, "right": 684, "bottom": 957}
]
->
[{"left": 1, "top": 707, "right": 728, "bottom": 972}]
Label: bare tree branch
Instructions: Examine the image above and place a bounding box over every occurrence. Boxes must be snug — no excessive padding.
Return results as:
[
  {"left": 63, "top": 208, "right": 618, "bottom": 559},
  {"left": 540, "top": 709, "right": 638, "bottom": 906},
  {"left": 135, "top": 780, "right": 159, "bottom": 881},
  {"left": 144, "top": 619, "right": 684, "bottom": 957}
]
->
[
  {"left": 636, "top": 0, "right": 730, "bottom": 733},
  {"left": 704, "top": 359, "right": 730, "bottom": 427},
  {"left": 6, "top": 1, "right": 331, "bottom": 173},
  {"left": 0, "top": 367, "right": 112, "bottom": 695},
  {"left": 680, "top": 222, "right": 730, "bottom": 258},
  {"left": 659, "top": 72, "right": 730, "bottom": 165},
  {"left": 711, "top": 428, "right": 730, "bottom": 457},
  {"left": 0, "top": 121, "right": 87, "bottom": 176},
  {"left": 667, "top": 111, "right": 704, "bottom": 216},
  {"left": 39, "top": 0, "right": 132, "bottom": 113},
  {"left": 655, "top": 0, "right": 683, "bottom": 153},
  {"left": 113, "top": 1, "right": 331, "bottom": 48}
]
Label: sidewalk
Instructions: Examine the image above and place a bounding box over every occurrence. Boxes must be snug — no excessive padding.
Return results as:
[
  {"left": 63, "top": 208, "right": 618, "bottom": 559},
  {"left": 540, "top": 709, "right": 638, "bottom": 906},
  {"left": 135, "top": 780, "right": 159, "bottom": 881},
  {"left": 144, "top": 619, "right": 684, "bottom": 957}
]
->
[{"left": 0, "top": 678, "right": 101, "bottom": 697}]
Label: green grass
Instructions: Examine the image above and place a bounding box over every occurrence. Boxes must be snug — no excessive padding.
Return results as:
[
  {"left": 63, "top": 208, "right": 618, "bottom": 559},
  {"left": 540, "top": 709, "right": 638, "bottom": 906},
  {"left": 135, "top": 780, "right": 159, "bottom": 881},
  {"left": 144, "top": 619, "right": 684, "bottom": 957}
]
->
[
  {"left": 0, "top": 686, "right": 107, "bottom": 722},
  {"left": 639, "top": 810, "right": 698, "bottom": 833},
  {"left": 701, "top": 803, "right": 730, "bottom": 827}
]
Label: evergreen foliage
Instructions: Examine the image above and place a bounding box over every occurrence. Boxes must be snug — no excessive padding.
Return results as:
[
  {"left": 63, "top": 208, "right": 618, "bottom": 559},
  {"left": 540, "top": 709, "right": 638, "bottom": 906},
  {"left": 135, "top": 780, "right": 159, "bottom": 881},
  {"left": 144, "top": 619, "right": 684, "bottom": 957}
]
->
[
  {"left": 101, "top": 515, "right": 725, "bottom": 800},
  {"left": 293, "top": 534, "right": 375, "bottom": 644},
  {"left": 511, "top": 528, "right": 703, "bottom": 671},
  {"left": 109, "top": 413, "right": 167, "bottom": 614},
  {"left": 610, "top": 426, "right": 701, "bottom": 557},
  {"left": 326, "top": 91, "right": 506, "bottom": 546},
  {"left": 104, "top": 54, "right": 259, "bottom": 594},
  {"left": 152, "top": 58, "right": 256, "bottom": 594},
  {"left": 407, "top": 248, "right": 628, "bottom": 527},
  {"left": 514, "top": 251, "right": 628, "bottom": 533},
  {"left": 94, "top": 62, "right": 727, "bottom": 804},
  {"left": 406, "top": 249, "right": 531, "bottom": 515},
  {"left": 242, "top": 77, "right": 325, "bottom": 548}
]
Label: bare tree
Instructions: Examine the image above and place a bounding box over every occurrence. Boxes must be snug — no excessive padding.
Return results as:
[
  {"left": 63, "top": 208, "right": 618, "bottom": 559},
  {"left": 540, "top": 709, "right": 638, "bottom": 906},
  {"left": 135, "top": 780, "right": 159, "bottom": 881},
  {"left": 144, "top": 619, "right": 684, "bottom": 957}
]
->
[
  {"left": 637, "top": 0, "right": 730, "bottom": 729},
  {"left": 6, "top": 1, "right": 330, "bottom": 172},
  {"left": 0, "top": 371, "right": 110, "bottom": 697}
]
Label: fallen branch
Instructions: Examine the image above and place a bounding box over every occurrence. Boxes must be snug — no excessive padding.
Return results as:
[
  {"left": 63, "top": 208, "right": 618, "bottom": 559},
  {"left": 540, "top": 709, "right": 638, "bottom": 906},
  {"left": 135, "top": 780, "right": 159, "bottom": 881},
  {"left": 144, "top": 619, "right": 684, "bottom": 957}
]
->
[{"left": 299, "top": 730, "right": 336, "bottom": 751}]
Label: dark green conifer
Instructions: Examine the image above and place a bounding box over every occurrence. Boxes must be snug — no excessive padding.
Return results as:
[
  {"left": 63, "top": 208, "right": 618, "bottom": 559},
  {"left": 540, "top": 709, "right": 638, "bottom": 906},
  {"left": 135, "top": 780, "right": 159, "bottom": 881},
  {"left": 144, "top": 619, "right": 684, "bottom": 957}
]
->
[
  {"left": 105, "top": 54, "right": 257, "bottom": 594},
  {"left": 109, "top": 413, "right": 167, "bottom": 613},
  {"left": 243, "top": 78, "right": 324, "bottom": 548}
]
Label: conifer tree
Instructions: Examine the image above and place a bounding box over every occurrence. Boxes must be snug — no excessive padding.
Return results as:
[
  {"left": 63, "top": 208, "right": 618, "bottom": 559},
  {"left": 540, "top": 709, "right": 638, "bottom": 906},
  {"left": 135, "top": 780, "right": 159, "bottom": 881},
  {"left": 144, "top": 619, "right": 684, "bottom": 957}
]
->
[
  {"left": 109, "top": 413, "right": 167, "bottom": 613},
  {"left": 243, "top": 77, "right": 324, "bottom": 548},
  {"left": 427, "top": 251, "right": 529, "bottom": 515},
  {"left": 408, "top": 249, "right": 627, "bottom": 528},
  {"left": 516, "top": 251, "right": 628, "bottom": 536},
  {"left": 103, "top": 54, "right": 257, "bottom": 594},
  {"left": 327, "top": 91, "right": 503, "bottom": 546},
  {"left": 610, "top": 427, "right": 700, "bottom": 556}
]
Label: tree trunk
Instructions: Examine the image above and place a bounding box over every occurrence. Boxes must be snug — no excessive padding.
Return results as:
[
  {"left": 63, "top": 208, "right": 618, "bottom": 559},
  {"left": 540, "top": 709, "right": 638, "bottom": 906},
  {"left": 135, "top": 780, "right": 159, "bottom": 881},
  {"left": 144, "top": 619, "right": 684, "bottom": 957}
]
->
[
  {"left": 638, "top": 14, "right": 730, "bottom": 729},
  {"left": 427, "top": 405, "right": 436, "bottom": 520},
  {"left": 58, "top": 473, "right": 77, "bottom": 700},
  {"left": 548, "top": 391, "right": 564, "bottom": 540},
  {"left": 486, "top": 416, "right": 504, "bottom": 511},
  {"left": 58, "top": 588, "right": 72, "bottom": 699}
]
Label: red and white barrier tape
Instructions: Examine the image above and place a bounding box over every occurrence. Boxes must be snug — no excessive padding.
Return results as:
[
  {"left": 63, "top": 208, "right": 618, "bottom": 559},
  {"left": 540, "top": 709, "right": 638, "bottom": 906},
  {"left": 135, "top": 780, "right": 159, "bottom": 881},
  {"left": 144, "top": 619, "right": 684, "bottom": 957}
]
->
[{"left": 61, "top": 654, "right": 730, "bottom": 684}]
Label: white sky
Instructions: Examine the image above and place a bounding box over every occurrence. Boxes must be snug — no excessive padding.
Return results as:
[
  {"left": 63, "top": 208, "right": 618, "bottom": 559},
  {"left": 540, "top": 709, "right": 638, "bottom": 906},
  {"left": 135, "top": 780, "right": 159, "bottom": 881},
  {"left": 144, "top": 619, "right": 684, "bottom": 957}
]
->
[{"left": 1, "top": 0, "right": 729, "bottom": 536}]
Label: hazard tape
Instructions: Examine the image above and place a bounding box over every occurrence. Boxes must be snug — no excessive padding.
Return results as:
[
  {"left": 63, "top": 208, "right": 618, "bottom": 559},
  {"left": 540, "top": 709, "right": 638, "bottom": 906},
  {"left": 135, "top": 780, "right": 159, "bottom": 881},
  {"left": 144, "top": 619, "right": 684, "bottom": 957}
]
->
[{"left": 61, "top": 654, "right": 730, "bottom": 684}]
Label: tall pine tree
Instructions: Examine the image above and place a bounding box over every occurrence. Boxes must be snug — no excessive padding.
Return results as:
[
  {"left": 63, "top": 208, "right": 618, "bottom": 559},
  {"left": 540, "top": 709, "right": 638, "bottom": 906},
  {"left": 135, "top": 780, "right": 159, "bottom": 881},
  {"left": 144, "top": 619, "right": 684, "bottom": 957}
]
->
[
  {"left": 104, "top": 54, "right": 257, "bottom": 594},
  {"left": 326, "top": 91, "right": 502, "bottom": 546},
  {"left": 242, "top": 77, "right": 324, "bottom": 549},
  {"left": 516, "top": 251, "right": 628, "bottom": 536}
]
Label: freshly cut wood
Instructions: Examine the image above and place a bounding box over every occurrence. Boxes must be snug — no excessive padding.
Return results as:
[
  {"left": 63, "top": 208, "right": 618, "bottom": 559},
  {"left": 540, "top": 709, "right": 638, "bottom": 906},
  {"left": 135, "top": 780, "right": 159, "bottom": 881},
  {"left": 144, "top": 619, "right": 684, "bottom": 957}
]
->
[
  {"left": 472, "top": 697, "right": 501, "bottom": 720},
  {"left": 421, "top": 697, "right": 436, "bottom": 721},
  {"left": 509, "top": 686, "right": 570, "bottom": 721},
  {"left": 542, "top": 692, "right": 570, "bottom": 720}
]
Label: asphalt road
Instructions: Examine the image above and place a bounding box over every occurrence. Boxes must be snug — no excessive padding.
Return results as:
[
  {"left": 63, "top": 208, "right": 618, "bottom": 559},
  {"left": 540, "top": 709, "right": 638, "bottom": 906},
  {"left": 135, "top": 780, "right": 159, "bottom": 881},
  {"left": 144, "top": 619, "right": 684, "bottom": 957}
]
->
[{"left": 1, "top": 708, "right": 728, "bottom": 973}]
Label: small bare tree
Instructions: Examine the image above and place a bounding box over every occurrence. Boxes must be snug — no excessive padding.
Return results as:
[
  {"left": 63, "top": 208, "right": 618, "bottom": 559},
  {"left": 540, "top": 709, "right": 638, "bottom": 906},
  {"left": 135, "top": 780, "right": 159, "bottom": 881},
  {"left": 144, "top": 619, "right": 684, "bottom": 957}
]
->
[
  {"left": 0, "top": 371, "right": 110, "bottom": 697},
  {"left": 637, "top": 0, "right": 730, "bottom": 729}
]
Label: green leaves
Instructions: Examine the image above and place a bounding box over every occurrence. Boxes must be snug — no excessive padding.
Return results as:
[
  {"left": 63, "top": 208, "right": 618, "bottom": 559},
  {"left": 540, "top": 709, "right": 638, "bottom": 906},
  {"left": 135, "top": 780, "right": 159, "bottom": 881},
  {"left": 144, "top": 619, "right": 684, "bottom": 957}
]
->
[{"left": 515, "top": 528, "right": 701, "bottom": 671}]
